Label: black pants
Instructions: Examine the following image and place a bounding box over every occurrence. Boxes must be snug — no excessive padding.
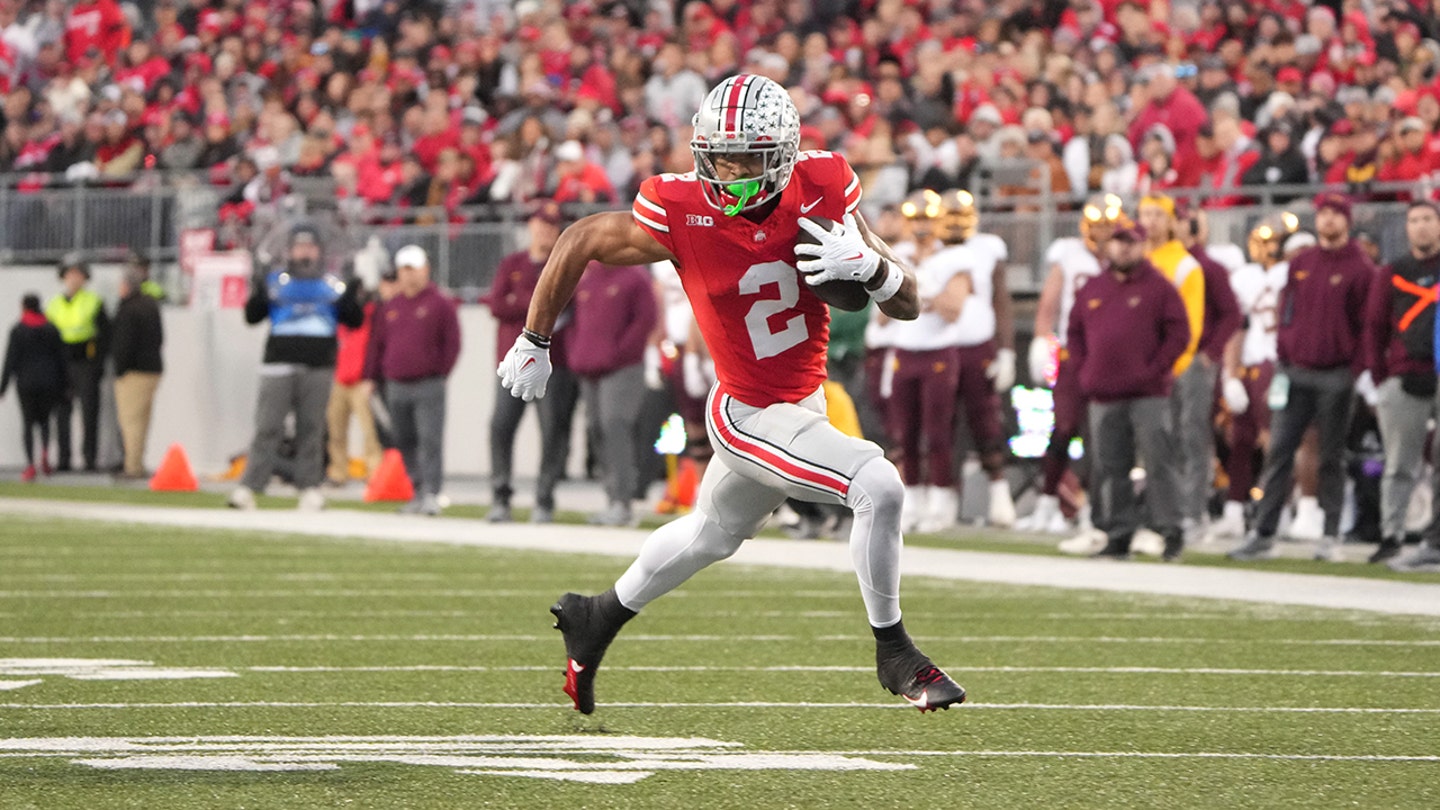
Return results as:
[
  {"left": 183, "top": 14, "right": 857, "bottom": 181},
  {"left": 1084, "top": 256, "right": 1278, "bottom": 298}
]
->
[
  {"left": 489, "top": 367, "right": 578, "bottom": 509},
  {"left": 55, "top": 357, "right": 101, "bottom": 469},
  {"left": 17, "top": 387, "right": 59, "bottom": 465},
  {"left": 1253, "top": 365, "right": 1354, "bottom": 538}
]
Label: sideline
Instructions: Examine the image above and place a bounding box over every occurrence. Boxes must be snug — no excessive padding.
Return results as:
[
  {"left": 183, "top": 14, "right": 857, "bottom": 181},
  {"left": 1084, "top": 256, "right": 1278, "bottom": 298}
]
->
[{"left": 2, "top": 499, "right": 1438, "bottom": 618}]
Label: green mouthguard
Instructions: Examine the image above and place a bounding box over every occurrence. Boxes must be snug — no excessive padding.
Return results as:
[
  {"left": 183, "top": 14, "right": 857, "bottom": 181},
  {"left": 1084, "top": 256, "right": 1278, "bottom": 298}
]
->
[{"left": 723, "top": 179, "right": 761, "bottom": 216}]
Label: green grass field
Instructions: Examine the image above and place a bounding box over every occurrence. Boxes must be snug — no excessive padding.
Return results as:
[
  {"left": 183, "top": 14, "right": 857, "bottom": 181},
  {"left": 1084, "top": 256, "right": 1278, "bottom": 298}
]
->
[{"left": 1, "top": 511, "right": 1437, "bottom": 809}]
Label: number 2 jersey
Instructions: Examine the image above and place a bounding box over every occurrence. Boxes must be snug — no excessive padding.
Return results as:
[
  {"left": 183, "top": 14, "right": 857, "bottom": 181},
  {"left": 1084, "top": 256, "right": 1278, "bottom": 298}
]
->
[{"left": 632, "top": 150, "right": 862, "bottom": 407}]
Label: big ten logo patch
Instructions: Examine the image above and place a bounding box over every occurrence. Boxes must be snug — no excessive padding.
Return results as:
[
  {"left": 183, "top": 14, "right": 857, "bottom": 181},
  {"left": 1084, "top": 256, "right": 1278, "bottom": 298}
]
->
[{"left": 687, "top": 214, "right": 715, "bottom": 227}]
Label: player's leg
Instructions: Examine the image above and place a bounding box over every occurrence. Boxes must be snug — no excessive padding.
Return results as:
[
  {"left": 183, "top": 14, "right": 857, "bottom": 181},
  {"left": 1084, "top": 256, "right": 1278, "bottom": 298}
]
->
[
  {"left": 959, "top": 343, "right": 1015, "bottom": 527},
  {"left": 707, "top": 386, "right": 965, "bottom": 711},
  {"left": 553, "top": 451, "right": 784, "bottom": 714},
  {"left": 917, "top": 348, "right": 961, "bottom": 532}
]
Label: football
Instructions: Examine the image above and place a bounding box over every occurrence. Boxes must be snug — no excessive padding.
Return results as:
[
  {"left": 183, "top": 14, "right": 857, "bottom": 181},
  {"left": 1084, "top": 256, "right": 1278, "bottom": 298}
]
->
[{"left": 796, "top": 216, "right": 870, "bottom": 311}]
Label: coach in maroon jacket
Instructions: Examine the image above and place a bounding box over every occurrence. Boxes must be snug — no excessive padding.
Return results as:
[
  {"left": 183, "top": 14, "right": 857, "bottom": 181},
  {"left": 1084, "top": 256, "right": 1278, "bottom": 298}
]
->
[
  {"left": 1067, "top": 224, "right": 1191, "bottom": 561},
  {"left": 1229, "top": 193, "right": 1374, "bottom": 562},
  {"left": 568, "top": 261, "right": 658, "bottom": 527},
  {"left": 363, "top": 245, "right": 462, "bottom": 516}
]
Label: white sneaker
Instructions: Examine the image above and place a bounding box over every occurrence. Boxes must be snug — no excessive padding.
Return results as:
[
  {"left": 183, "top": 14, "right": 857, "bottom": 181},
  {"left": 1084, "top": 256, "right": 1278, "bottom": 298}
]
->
[
  {"left": 1313, "top": 534, "right": 1341, "bottom": 562},
  {"left": 988, "top": 479, "right": 1016, "bottom": 528},
  {"left": 227, "top": 486, "right": 257, "bottom": 510},
  {"left": 1016, "top": 494, "right": 1060, "bottom": 532},
  {"left": 1287, "top": 496, "right": 1323, "bottom": 542},
  {"left": 1043, "top": 509, "right": 1072, "bottom": 535},
  {"left": 1058, "top": 528, "right": 1107, "bottom": 555},
  {"left": 418, "top": 493, "right": 442, "bottom": 517},
  {"left": 918, "top": 487, "right": 959, "bottom": 534},
  {"left": 296, "top": 488, "right": 325, "bottom": 512},
  {"left": 1205, "top": 501, "right": 1246, "bottom": 543},
  {"left": 900, "top": 486, "right": 927, "bottom": 534},
  {"left": 1131, "top": 528, "right": 1165, "bottom": 556}
]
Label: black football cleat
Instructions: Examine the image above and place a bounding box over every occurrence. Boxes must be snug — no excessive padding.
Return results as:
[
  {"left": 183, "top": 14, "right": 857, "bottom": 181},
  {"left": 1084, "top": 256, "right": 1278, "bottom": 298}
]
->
[
  {"left": 876, "top": 643, "right": 966, "bottom": 713},
  {"left": 549, "top": 590, "right": 633, "bottom": 714}
]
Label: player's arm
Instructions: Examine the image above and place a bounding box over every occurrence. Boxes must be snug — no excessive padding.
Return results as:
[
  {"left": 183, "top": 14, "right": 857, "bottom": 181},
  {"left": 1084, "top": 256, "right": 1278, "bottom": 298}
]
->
[
  {"left": 1033, "top": 264, "right": 1063, "bottom": 338},
  {"left": 992, "top": 260, "right": 1015, "bottom": 351},
  {"left": 929, "top": 272, "right": 973, "bottom": 322},
  {"left": 851, "top": 210, "right": 920, "bottom": 320},
  {"left": 524, "top": 211, "right": 677, "bottom": 336}
]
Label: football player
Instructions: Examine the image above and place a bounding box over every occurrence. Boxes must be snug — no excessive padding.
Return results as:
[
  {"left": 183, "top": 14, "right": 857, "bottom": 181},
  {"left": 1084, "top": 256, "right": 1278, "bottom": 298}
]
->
[
  {"left": 1024, "top": 195, "right": 1127, "bottom": 546},
  {"left": 1209, "top": 213, "right": 1297, "bottom": 541},
  {"left": 498, "top": 74, "right": 966, "bottom": 714}
]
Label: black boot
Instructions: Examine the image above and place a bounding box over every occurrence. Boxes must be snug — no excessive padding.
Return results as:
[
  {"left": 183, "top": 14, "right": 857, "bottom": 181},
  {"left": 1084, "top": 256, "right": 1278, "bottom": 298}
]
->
[
  {"left": 1161, "top": 528, "right": 1184, "bottom": 562},
  {"left": 1368, "top": 537, "right": 1403, "bottom": 564}
]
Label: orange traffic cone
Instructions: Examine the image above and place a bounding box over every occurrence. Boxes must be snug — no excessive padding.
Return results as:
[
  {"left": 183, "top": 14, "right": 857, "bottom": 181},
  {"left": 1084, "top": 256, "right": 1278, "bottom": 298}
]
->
[
  {"left": 149, "top": 444, "right": 199, "bottom": 492},
  {"left": 364, "top": 448, "right": 414, "bottom": 503}
]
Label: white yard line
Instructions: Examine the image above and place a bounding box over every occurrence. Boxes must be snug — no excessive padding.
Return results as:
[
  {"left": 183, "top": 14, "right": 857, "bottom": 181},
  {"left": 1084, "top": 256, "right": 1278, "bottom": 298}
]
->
[
  {"left": 1, "top": 700, "right": 1436, "bottom": 713},
  {"left": 0, "top": 633, "right": 1435, "bottom": 646},
  {"left": 2, "top": 498, "right": 1439, "bottom": 616},
  {"left": 237, "top": 664, "right": 1440, "bottom": 677}
]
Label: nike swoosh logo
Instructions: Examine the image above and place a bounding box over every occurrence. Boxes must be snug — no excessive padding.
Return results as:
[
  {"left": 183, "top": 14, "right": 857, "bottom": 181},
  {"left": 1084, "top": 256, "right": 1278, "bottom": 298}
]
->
[
  {"left": 521, "top": 357, "right": 536, "bottom": 370},
  {"left": 800, "top": 198, "right": 822, "bottom": 213},
  {"left": 905, "top": 690, "right": 928, "bottom": 710},
  {"left": 569, "top": 659, "right": 585, "bottom": 673},
  {"left": 843, "top": 253, "right": 864, "bottom": 262}
]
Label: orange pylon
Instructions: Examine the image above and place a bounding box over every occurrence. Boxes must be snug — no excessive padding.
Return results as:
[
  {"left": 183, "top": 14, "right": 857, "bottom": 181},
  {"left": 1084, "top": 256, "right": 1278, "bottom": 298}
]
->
[
  {"left": 149, "top": 444, "right": 199, "bottom": 492},
  {"left": 363, "top": 448, "right": 414, "bottom": 503}
]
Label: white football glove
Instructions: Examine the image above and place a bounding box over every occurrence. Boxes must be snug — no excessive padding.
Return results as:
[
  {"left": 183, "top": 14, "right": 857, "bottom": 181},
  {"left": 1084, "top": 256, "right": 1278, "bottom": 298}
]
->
[
  {"left": 988, "top": 347, "right": 1017, "bottom": 393},
  {"left": 682, "top": 352, "right": 713, "bottom": 399},
  {"left": 1222, "top": 376, "right": 1249, "bottom": 414},
  {"left": 497, "top": 335, "right": 552, "bottom": 402},
  {"left": 795, "top": 213, "right": 882, "bottom": 286},
  {"left": 643, "top": 344, "right": 663, "bottom": 391}
]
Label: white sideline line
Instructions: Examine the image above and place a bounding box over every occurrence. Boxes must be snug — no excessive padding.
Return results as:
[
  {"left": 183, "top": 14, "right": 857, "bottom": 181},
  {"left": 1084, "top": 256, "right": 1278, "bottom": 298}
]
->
[
  {"left": 1, "top": 633, "right": 1436, "bottom": 646},
  {"left": 0, "top": 589, "right": 863, "bottom": 599},
  {"left": 238, "top": 664, "right": 1440, "bottom": 678},
  {"left": 789, "top": 750, "right": 1440, "bottom": 763},
  {"left": 2, "top": 701, "right": 1436, "bottom": 713}
]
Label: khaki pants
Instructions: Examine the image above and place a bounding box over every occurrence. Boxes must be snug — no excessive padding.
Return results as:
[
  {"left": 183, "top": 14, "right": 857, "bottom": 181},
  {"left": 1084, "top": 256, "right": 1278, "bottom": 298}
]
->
[
  {"left": 114, "top": 372, "right": 161, "bottom": 475},
  {"left": 326, "top": 381, "right": 382, "bottom": 482}
]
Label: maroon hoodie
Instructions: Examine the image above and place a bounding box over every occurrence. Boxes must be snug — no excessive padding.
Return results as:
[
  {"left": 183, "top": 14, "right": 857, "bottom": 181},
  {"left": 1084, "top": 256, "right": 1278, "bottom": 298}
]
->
[
  {"left": 1066, "top": 259, "right": 1191, "bottom": 403},
  {"left": 566, "top": 262, "right": 657, "bottom": 378},
  {"left": 1277, "top": 240, "right": 1374, "bottom": 371},
  {"left": 363, "top": 284, "right": 461, "bottom": 383},
  {"left": 1191, "top": 245, "right": 1243, "bottom": 363}
]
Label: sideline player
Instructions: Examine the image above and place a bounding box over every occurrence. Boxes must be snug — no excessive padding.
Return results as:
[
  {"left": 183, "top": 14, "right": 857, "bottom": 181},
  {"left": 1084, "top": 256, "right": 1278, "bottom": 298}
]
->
[{"left": 498, "top": 74, "right": 966, "bottom": 714}]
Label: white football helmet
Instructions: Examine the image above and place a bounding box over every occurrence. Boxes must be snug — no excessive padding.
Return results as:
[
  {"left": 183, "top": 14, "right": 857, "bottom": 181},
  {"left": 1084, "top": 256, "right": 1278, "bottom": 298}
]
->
[{"left": 690, "top": 73, "right": 800, "bottom": 216}]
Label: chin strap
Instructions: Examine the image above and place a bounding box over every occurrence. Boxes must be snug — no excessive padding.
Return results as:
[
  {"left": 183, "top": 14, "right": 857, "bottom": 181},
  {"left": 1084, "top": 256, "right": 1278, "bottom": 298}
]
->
[{"left": 722, "top": 179, "right": 760, "bottom": 216}]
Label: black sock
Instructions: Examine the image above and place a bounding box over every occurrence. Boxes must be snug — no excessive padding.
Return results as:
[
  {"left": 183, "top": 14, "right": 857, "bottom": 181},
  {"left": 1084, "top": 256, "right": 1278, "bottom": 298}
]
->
[
  {"left": 597, "top": 588, "right": 638, "bottom": 626},
  {"left": 871, "top": 619, "right": 910, "bottom": 646}
]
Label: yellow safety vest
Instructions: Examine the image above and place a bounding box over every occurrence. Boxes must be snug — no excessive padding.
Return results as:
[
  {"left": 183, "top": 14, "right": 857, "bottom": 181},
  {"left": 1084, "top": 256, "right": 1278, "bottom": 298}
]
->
[{"left": 45, "top": 288, "right": 103, "bottom": 346}]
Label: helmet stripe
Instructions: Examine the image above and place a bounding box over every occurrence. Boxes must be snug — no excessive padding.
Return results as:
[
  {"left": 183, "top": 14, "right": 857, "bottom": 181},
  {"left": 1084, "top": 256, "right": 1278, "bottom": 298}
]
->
[{"left": 722, "top": 74, "right": 751, "bottom": 135}]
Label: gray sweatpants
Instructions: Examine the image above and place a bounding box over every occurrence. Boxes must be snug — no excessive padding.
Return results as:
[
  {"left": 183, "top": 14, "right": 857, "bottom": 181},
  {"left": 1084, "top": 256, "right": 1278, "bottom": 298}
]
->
[
  {"left": 241, "top": 366, "right": 333, "bottom": 492},
  {"left": 1252, "top": 365, "right": 1354, "bottom": 537},
  {"left": 1089, "top": 396, "right": 1182, "bottom": 541},
  {"left": 582, "top": 364, "right": 645, "bottom": 507},
  {"left": 387, "top": 377, "right": 447, "bottom": 497},
  {"left": 489, "top": 366, "right": 578, "bottom": 509},
  {"left": 1375, "top": 376, "right": 1438, "bottom": 540},
  {"left": 1172, "top": 357, "right": 1218, "bottom": 523}
]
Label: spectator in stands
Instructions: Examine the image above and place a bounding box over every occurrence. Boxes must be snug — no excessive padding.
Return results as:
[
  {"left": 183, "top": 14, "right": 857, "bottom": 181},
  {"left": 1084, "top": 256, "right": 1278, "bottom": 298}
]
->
[
  {"left": 1230, "top": 194, "right": 1375, "bottom": 562},
  {"left": 1, "top": 293, "right": 67, "bottom": 482},
  {"left": 1242, "top": 120, "right": 1310, "bottom": 190},
  {"left": 363, "top": 245, "right": 461, "bottom": 517},
  {"left": 1363, "top": 201, "right": 1440, "bottom": 564},
  {"left": 109, "top": 263, "right": 162, "bottom": 480},
  {"left": 486, "top": 200, "right": 577, "bottom": 524},
  {"left": 551, "top": 139, "right": 617, "bottom": 204},
  {"left": 567, "top": 260, "right": 657, "bottom": 527},
  {"left": 46, "top": 254, "right": 107, "bottom": 473},
  {"left": 229, "top": 223, "right": 363, "bottom": 513},
  {"left": 1068, "top": 223, "right": 1190, "bottom": 562},
  {"left": 1128, "top": 63, "right": 1208, "bottom": 159},
  {"left": 1379, "top": 117, "right": 1436, "bottom": 183},
  {"left": 64, "top": 0, "right": 128, "bottom": 69}
]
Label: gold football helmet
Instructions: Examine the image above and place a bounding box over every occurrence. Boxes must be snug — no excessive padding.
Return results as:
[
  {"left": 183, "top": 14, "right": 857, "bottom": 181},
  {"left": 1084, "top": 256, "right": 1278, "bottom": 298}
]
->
[
  {"left": 899, "top": 189, "right": 945, "bottom": 243},
  {"left": 938, "top": 188, "right": 979, "bottom": 244},
  {"left": 1247, "top": 211, "right": 1300, "bottom": 267},
  {"left": 1079, "top": 193, "right": 1131, "bottom": 252}
]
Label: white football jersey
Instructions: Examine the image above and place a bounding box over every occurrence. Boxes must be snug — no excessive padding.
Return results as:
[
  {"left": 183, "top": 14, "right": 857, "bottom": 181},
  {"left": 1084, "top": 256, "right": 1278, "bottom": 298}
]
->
[
  {"left": 1044, "top": 237, "right": 1103, "bottom": 347},
  {"left": 891, "top": 242, "right": 974, "bottom": 351},
  {"left": 650, "top": 260, "right": 694, "bottom": 346},
  {"left": 1230, "top": 261, "right": 1288, "bottom": 366}
]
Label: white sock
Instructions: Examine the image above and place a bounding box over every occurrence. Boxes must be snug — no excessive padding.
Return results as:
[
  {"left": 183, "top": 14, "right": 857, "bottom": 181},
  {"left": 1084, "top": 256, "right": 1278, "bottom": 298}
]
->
[{"left": 845, "top": 457, "right": 905, "bottom": 627}]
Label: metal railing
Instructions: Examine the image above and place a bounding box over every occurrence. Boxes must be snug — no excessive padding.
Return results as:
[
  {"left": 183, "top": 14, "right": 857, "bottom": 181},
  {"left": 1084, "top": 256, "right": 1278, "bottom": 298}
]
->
[{"left": 0, "top": 168, "right": 1426, "bottom": 295}]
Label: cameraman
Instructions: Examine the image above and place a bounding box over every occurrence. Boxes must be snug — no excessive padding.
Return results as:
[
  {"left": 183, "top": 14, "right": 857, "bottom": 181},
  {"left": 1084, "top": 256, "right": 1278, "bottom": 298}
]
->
[{"left": 228, "top": 223, "right": 364, "bottom": 512}]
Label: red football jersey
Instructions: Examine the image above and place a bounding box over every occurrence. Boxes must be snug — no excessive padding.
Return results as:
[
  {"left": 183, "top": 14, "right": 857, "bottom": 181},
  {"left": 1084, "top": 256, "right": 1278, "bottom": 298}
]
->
[{"left": 632, "top": 150, "right": 862, "bottom": 407}]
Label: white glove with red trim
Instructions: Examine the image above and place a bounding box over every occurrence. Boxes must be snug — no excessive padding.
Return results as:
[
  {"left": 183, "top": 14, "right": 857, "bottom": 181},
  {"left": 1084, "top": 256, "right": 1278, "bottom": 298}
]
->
[
  {"left": 497, "top": 335, "right": 552, "bottom": 402},
  {"left": 795, "top": 213, "right": 882, "bottom": 286}
]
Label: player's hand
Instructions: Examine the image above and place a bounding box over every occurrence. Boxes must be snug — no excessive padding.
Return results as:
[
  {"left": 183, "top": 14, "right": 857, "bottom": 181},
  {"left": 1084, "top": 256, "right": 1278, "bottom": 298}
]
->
[
  {"left": 497, "top": 335, "right": 552, "bottom": 402},
  {"left": 1027, "top": 337, "right": 1054, "bottom": 387},
  {"left": 988, "top": 348, "right": 1016, "bottom": 393},
  {"left": 795, "top": 213, "right": 881, "bottom": 286},
  {"left": 643, "top": 344, "right": 663, "bottom": 391},
  {"left": 1222, "top": 376, "right": 1249, "bottom": 414}
]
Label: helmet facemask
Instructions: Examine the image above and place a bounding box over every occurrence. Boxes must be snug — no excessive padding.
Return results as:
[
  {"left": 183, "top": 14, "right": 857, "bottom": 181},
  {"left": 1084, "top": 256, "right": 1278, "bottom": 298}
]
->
[{"left": 690, "top": 74, "right": 800, "bottom": 216}]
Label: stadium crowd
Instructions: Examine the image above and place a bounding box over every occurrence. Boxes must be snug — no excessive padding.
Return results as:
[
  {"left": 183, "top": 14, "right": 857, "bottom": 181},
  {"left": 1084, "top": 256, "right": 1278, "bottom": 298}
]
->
[{"left": 3, "top": 1, "right": 1440, "bottom": 220}]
